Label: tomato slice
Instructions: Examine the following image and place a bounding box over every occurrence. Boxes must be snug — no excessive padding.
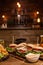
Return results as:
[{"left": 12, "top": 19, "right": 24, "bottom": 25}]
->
[
  {"left": 27, "top": 47, "right": 32, "bottom": 51},
  {"left": 18, "top": 49, "right": 26, "bottom": 53}
]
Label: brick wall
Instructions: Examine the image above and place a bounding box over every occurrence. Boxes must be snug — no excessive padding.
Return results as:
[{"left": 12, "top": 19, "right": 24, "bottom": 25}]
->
[{"left": 0, "top": 29, "right": 43, "bottom": 46}]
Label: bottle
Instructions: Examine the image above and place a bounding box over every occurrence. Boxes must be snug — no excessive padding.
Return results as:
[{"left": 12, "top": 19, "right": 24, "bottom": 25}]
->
[
  {"left": 37, "top": 36, "right": 39, "bottom": 46},
  {"left": 12, "top": 36, "right": 14, "bottom": 44}
]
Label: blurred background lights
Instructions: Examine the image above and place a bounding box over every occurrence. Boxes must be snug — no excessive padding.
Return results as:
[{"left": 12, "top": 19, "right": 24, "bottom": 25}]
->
[
  {"left": 17, "top": 14, "right": 21, "bottom": 18},
  {"left": 37, "top": 18, "right": 40, "bottom": 23},
  {"left": 17, "top": 2, "right": 19, "bottom": 6},
  {"left": 17, "top": 2, "right": 21, "bottom": 8},
  {"left": 17, "top": 14, "right": 21, "bottom": 22},
  {"left": 2, "top": 15, "right": 7, "bottom": 21},
  {"left": 2, "top": 15, "right": 5, "bottom": 19},
  {"left": 18, "top": 4, "right": 21, "bottom": 8},
  {"left": 36, "top": 11, "right": 39, "bottom": 14}
]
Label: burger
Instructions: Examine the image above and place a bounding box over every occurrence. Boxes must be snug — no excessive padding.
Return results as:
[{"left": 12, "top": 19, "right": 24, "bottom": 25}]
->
[
  {"left": 16, "top": 43, "right": 33, "bottom": 54},
  {"left": 17, "top": 43, "right": 27, "bottom": 47},
  {"left": 33, "top": 46, "right": 43, "bottom": 60},
  {"left": 9, "top": 44, "right": 17, "bottom": 49},
  {"left": 33, "top": 46, "right": 43, "bottom": 53},
  {"left": 6, "top": 44, "right": 17, "bottom": 53},
  {"left": 15, "top": 43, "right": 33, "bottom": 58},
  {"left": 39, "top": 51, "right": 43, "bottom": 60}
]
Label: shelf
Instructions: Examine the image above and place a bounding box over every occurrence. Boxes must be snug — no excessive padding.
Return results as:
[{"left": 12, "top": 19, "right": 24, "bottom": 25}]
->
[{"left": 0, "top": 27, "right": 43, "bottom": 30}]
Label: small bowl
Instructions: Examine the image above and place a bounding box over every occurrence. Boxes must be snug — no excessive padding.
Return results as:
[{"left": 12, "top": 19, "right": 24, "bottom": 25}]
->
[{"left": 25, "top": 53, "right": 40, "bottom": 62}]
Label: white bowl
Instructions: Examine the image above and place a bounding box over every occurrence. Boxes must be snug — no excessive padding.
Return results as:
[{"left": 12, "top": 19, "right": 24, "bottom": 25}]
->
[{"left": 25, "top": 53, "right": 40, "bottom": 62}]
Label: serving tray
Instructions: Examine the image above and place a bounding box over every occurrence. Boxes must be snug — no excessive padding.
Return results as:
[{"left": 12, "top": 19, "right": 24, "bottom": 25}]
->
[{"left": 0, "top": 55, "right": 9, "bottom": 61}]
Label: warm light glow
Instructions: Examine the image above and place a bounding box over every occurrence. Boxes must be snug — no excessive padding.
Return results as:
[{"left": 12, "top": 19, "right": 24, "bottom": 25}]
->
[
  {"left": 37, "top": 18, "right": 40, "bottom": 23},
  {"left": 17, "top": 2, "right": 21, "bottom": 8},
  {"left": 17, "top": 2, "right": 19, "bottom": 6},
  {"left": 36, "top": 11, "right": 39, "bottom": 14},
  {"left": 2, "top": 15, "right": 5, "bottom": 18},
  {"left": 17, "top": 14, "right": 21, "bottom": 18},
  {"left": 17, "top": 14, "right": 21, "bottom": 21},
  {"left": 18, "top": 4, "right": 21, "bottom": 8},
  {"left": 2, "top": 15, "right": 7, "bottom": 21}
]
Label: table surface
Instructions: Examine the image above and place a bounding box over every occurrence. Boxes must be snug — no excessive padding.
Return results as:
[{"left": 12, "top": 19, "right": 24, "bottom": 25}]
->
[{"left": 0, "top": 56, "right": 43, "bottom": 65}]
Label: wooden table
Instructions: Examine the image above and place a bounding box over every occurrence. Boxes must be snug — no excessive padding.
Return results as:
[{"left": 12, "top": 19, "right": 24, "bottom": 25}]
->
[{"left": 0, "top": 56, "right": 43, "bottom": 65}]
